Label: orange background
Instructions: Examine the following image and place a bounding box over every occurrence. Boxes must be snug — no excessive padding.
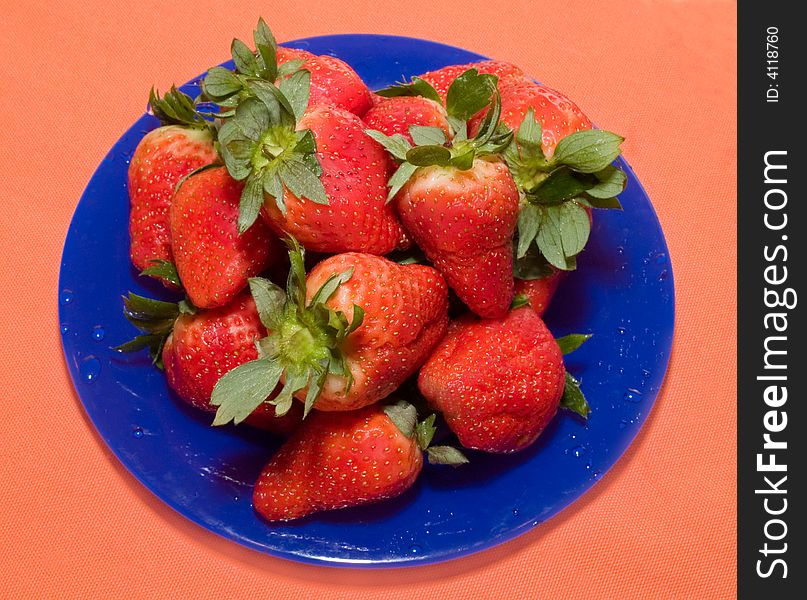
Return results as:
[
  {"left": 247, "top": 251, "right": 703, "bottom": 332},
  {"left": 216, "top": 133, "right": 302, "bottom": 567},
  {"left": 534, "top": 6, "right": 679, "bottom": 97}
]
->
[{"left": 1, "top": 1, "right": 736, "bottom": 598}]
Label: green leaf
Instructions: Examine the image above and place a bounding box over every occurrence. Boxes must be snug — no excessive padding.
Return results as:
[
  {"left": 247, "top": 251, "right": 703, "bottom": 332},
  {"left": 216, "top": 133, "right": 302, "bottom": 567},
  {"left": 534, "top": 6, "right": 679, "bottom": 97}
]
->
[
  {"left": 426, "top": 446, "right": 469, "bottom": 466},
  {"left": 472, "top": 88, "right": 502, "bottom": 145},
  {"left": 310, "top": 268, "right": 354, "bottom": 306},
  {"left": 277, "top": 58, "right": 306, "bottom": 77},
  {"left": 262, "top": 168, "right": 285, "bottom": 204},
  {"left": 113, "top": 333, "right": 162, "bottom": 354},
  {"left": 245, "top": 83, "right": 294, "bottom": 130},
  {"left": 516, "top": 204, "right": 542, "bottom": 258},
  {"left": 535, "top": 202, "right": 590, "bottom": 270},
  {"left": 140, "top": 259, "right": 182, "bottom": 288},
  {"left": 406, "top": 145, "right": 451, "bottom": 167},
  {"left": 231, "top": 38, "right": 260, "bottom": 76},
  {"left": 386, "top": 162, "right": 418, "bottom": 201},
  {"left": 248, "top": 277, "right": 286, "bottom": 331},
  {"left": 513, "top": 243, "right": 555, "bottom": 280},
  {"left": 202, "top": 67, "right": 243, "bottom": 100},
  {"left": 122, "top": 293, "right": 179, "bottom": 321},
  {"left": 285, "top": 237, "right": 307, "bottom": 307},
  {"left": 552, "top": 129, "right": 624, "bottom": 173},
  {"left": 560, "top": 372, "right": 590, "bottom": 418},
  {"left": 581, "top": 196, "right": 623, "bottom": 210},
  {"left": 587, "top": 165, "right": 627, "bottom": 199},
  {"left": 177, "top": 299, "right": 196, "bottom": 315},
  {"left": 292, "top": 130, "right": 320, "bottom": 171},
  {"left": 255, "top": 42, "right": 278, "bottom": 81},
  {"left": 217, "top": 123, "right": 254, "bottom": 181},
  {"left": 302, "top": 368, "right": 328, "bottom": 417},
  {"left": 447, "top": 115, "right": 467, "bottom": 142},
  {"left": 556, "top": 333, "right": 592, "bottom": 355},
  {"left": 445, "top": 69, "right": 497, "bottom": 121},
  {"left": 278, "top": 69, "right": 311, "bottom": 122},
  {"left": 516, "top": 108, "right": 543, "bottom": 150},
  {"left": 232, "top": 96, "right": 272, "bottom": 142},
  {"left": 531, "top": 167, "right": 594, "bottom": 204},
  {"left": 254, "top": 18, "right": 277, "bottom": 49},
  {"left": 364, "top": 129, "right": 412, "bottom": 162},
  {"left": 449, "top": 147, "right": 475, "bottom": 170},
  {"left": 415, "top": 414, "right": 436, "bottom": 449},
  {"left": 383, "top": 401, "right": 418, "bottom": 438},
  {"left": 149, "top": 86, "right": 210, "bottom": 130},
  {"left": 274, "top": 368, "right": 310, "bottom": 416},
  {"left": 211, "top": 359, "right": 283, "bottom": 425},
  {"left": 409, "top": 125, "right": 447, "bottom": 147},
  {"left": 238, "top": 174, "right": 265, "bottom": 234},
  {"left": 376, "top": 77, "right": 442, "bottom": 104},
  {"left": 278, "top": 158, "right": 328, "bottom": 204},
  {"left": 511, "top": 294, "right": 530, "bottom": 309},
  {"left": 346, "top": 305, "right": 364, "bottom": 335}
]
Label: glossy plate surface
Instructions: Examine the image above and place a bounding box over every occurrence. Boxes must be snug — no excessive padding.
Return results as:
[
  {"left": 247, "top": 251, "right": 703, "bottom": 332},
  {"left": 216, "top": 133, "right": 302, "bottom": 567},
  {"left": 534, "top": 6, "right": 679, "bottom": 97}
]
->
[{"left": 59, "top": 34, "right": 675, "bottom": 567}]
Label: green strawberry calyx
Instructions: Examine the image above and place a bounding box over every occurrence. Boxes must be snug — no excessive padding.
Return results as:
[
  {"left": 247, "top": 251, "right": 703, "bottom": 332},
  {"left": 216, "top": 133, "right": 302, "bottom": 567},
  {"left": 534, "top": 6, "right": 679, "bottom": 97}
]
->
[
  {"left": 140, "top": 258, "right": 182, "bottom": 288},
  {"left": 367, "top": 68, "right": 513, "bottom": 201},
  {"left": 211, "top": 237, "right": 364, "bottom": 426},
  {"left": 201, "top": 18, "right": 328, "bottom": 234},
  {"left": 555, "top": 333, "right": 593, "bottom": 418},
  {"left": 113, "top": 287, "right": 196, "bottom": 369},
  {"left": 383, "top": 401, "right": 469, "bottom": 466},
  {"left": 509, "top": 109, "right": 627, "bottom": 272},
  {"left": 148, "top": 86, "right": 216, "bottom": 134}
]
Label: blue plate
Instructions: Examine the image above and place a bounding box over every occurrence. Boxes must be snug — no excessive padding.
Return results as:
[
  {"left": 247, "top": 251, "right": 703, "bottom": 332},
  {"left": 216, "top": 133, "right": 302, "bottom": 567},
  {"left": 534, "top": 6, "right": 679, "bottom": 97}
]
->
[{"left": 59, "top": 34, "right": 674, "bottom": 567}]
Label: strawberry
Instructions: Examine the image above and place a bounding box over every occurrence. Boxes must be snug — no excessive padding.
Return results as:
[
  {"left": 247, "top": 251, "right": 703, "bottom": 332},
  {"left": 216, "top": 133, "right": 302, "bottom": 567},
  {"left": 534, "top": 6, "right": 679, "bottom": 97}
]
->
[
  {"left": 367, "top": 70, "right": 519, "bottom": 318},
  {"left": 258, "top": 104, "right": 409, "bottom": 254},
  {"left": 115, "top": 290, "right": 302, "bottom": 436},
  {"left": 487, "top": 80, "right": 627, "bottom": 275},
  {"left": 211, "top": 239, "right": 449, "bottom": 423},
  {"left": 514, "top": 268, "right": 564, "bottom": 316},
  {"left": 470, "top": 80, "right": 592, "bottom": 154},
  {"left": 170, "top": 166, "right": 279, "bottom": 309},
  {"left": 202, "top": 20, "right": 408, "bottom": 255},
  {"left": 418, "top": 307, "right": 567, "bottom": 453},
  {"left": 204, "top": 21, "right": 371, "bottom": 117},
  {"left": 418, "top": 60, "right": 525, "bottom": 102},
  {"left": 128, "top": 87, "right": 217, "bottom": 287},
  {"left": 276, "top": 45, "right": 373, "bottom": 116},
  {"left": 363, "top": 96, "right": 449, "bottom": 143},
  {"left": 253, "top": 401, "right": 466, "bottom": 521}
]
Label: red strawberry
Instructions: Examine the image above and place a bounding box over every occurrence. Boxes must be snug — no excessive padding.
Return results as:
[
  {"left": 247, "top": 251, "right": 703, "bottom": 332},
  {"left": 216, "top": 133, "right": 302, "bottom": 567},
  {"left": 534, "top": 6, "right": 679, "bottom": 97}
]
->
[
  {"left": 205, "top": 21, "right": 408, "bottom": 255},
  {"left": 396, "top": 159, "right": 518, "bottom": 318},
  {"left": 253, "top": 405, "right": 422, "bottom": 521},
  {"left": 418, "top": 60, "right": 525, "bottom": 102},
  {"left": 116, "top": 290, "right": 302, "bottom": 436},
  {"left": 170, "top": 166, "right": 279, "bottom": 309},
  {"left": 253, "top": 402, "right": 466, "bottom": 521},
  {"left": 492, "top": 80, "right": 625, "bottom": 275},
  {"left": 363, "top": 96, "right": 449, "bottom": 143},
  {"left": 245, "top": 103, "right": 409, "bottom": 255},
  {"left": 211, "top": 241, "right": 448, "bottom": 423},
  {"left": 275, "top": 46, "right": 315, "bottom": 64},
  {"left": 418, "top": 307, "right": 565, "bottom": 453},
  {"left": 303, "top": 252, "right": 449, "bottom": 410},
  {"left": 368, "top": 70, "right": 519, "bottom": 318},
  {"left": 514, "top": 269, "right": 564, "bottom": 316},
  {"left": 128, "top": 88, "right": 217, "bottom": 286},
  {"left": 470, "top": 80, "right": 592, "bottom": 156},
  {"left": 278, "top": 48, "right": 373, "bottom": 116}
]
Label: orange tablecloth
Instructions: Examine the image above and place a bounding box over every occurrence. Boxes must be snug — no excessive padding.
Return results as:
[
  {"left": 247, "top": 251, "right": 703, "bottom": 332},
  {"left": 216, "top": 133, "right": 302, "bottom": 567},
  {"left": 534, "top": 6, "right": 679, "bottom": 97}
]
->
[{"left": 1, "top": 1, "right": 736, "bottom": 597}]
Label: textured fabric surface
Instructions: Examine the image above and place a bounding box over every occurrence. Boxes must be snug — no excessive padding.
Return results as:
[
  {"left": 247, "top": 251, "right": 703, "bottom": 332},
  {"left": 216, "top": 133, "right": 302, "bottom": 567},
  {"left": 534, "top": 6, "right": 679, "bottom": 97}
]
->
[{"left": 1, "top": 1, "right": 736, "bottom": 598}]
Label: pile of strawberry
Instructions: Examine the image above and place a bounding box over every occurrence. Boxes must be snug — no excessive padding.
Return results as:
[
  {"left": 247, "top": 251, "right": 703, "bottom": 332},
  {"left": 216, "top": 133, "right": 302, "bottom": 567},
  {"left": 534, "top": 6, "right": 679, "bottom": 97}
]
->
[{"left": 118, "top": 19, "right": 626, "bottom": 522}]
